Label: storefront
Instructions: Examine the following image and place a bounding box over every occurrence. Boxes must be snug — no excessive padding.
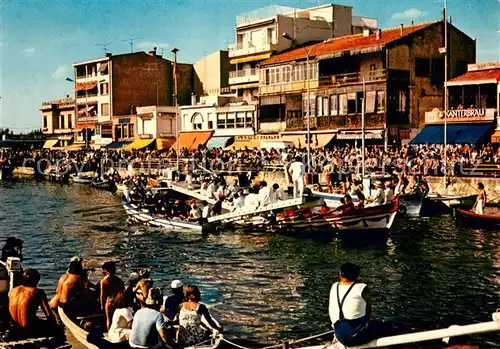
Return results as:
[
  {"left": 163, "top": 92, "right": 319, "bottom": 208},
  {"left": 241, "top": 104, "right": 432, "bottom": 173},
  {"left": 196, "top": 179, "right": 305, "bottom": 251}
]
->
[{"left": 112, "top": 116, "right": 137, "bottom": 142}]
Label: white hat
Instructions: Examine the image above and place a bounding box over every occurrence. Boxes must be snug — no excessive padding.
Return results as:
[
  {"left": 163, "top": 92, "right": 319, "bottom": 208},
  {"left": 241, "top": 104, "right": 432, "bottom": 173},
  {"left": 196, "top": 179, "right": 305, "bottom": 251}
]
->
[
  {"left": 70, "top": 256, "right": 82, "bottom": 263},
  {"left": 129, "top": 272, "right": 140, "bottom": 282},
  {"left": 171, "top": 280, "right": 183, "bottom": 289}
]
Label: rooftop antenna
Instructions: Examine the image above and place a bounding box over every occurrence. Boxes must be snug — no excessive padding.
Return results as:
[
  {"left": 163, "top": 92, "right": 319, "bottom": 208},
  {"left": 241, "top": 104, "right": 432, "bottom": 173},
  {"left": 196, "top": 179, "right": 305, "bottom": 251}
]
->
[
  {"left": 95, "top": 43, "right": 111, "bottom": 55},
  {"left": 123, "top": 38, "right": 140, "bottom": 53}
]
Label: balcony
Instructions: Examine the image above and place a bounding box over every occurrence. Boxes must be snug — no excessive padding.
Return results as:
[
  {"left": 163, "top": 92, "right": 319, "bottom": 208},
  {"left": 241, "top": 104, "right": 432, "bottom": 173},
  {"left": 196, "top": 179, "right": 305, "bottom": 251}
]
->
[
  {"left": 228, "top": 41, "right": 278, "bottom": 58},
  {"left": 260, "top": 79, "right": 319, "bottom": 95},
  {"left": 319, "top": 69, "right": 387, "bottom": 88},
  {"left": 286, "top": 113, "right": 385, "bottom": 130},
  {"left": 229, "top": 68, "right": 259, "bottom": 85}
]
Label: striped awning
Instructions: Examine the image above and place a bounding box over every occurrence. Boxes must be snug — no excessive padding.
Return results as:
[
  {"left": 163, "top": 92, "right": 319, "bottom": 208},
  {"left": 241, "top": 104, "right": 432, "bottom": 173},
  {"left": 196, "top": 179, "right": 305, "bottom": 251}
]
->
[
  {"left": 43, "top": 139, "right": 59, "bottom": 149},
  {"left": 205, "top": 136, "right": 233, "bottom": 150},
  {"left": 123, "top": 138, "right": 155, "bottom": 151},
  {"left": 171, "top": 131, "right": 213, "bottom": 151},
  {"left": 75, "top": 81, "right": 98, "bottom": 91},
  {"left": 230, "top": 52, "right": 271, "bottom": 65}
]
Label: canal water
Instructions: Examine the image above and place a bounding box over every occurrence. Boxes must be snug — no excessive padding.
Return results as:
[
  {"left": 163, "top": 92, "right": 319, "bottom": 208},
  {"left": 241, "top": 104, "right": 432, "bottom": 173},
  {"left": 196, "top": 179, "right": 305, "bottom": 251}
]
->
[{"left": 0, "top": 180, "right": 499, "bottom": 348}]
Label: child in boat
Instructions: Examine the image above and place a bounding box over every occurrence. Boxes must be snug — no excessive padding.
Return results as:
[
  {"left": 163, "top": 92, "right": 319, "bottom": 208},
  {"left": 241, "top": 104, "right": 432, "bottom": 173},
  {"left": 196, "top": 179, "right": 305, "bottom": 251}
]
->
[{"left": 177, "top": 285, "right": 223, "bottom": 346}]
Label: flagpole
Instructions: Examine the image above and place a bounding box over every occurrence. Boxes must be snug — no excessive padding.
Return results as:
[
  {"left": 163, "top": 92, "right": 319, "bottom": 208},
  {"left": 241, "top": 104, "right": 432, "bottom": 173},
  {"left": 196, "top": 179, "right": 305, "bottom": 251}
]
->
[{"left": 443, "top": 0, "right": 448, "bottom": 185}]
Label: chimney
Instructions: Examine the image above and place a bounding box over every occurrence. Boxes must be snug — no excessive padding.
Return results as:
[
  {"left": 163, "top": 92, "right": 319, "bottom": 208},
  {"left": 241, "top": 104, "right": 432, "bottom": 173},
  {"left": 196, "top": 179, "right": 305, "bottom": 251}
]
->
[
  {"left": 376, "top": 29, "right": 382, "bottom": 40},
  {"left": 191, "top": 93, "right": 197, "bottom": 106},
  {"left": 148, "top": 50, "right": 156, "bottom": 56},
  {"left": 400, "top": 24, "right": 403, "bottom": 37},
  {"left": 105, "top": 52, "right": 112, "bottom": 57},
  {"left": 363, "top": 28, "right": 371, "bottom": 37}
]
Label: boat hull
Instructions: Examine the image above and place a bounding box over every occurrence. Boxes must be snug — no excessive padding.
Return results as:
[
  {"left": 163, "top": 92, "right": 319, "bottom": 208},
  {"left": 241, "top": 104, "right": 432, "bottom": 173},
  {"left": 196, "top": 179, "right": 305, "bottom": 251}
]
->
[
  {"left": 123, "top": 203, "right": 203, "bottom": 231},
  {"left": 456, "top": 208, "right": 500, "bottom": 228}
]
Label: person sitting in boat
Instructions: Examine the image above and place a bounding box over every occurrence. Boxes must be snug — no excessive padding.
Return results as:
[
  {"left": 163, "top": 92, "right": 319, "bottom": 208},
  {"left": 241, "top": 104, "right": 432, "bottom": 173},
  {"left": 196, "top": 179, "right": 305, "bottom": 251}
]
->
[
  {"left": 271, "top": 183, "right": 285, "bottom": 203},
  {"left": 50, "top": 257, "right": 89, "bottom": 312},
  {"left": 215, "top": 180, "right": 228, "bottom": 199},
  {"left": 205, "top": 179, "right": 216, "bottom": 200},
  {"left": 1, "top": 237, "right": 23, "bottom": 262},
  {"left": 188, "top": 201, "right": 202, "bottom": 222},
  {"left": 227, "top": 179, "right": 240, "bottom": 201},
  {"left": 472, "top": 182, "right": 487, "bottom": 215},
  {"left": 232, "top": 192, "right": 246, "bottom": 212},
  {"left": 186, "top": 171, "right": 194, "bottom": 190},
  {"left": 341, "top": 195, "right": 356, "bottom": 215},
  {"left": 129, "top": 287, "right": 169, "bottom": 348},
  {"left": 356, "top": 192, "right": 366, "bottom": 212},
  {"left": 329, "top": 263, "right": 377, "bottom": 347},
  {"left": 384, "top": 182, "right": 394, "bottom": 204},
  {"left": 9, "top": 268, "right": 61, "bottom": 337},
  {"left": 201, "top": 200, "right": 210, "bottom": 223},
  {"left": 177, "top": 285, "right": 223, "bottom": 346},
  {"left": 366, "top": 181, "right": 385, "bottom": 207},
  {"left": 125, "top": 272, "right": 141, "bottom": 311},
  {"left": 172, "top": 200, "right": 187, "bottom": 220},
  {"left": 244, "top": 187, "right": 259, "bottom": 210},
  {"left": 161, "top": 279, "right": 184, "bottom": 321},
  {"left": 257, "top": 181, "right": 272, "bottom": 208},
  {"left": 319, "top": 202, "right": 331, "bottom": 215},
  {"left": 212, "top": 195, "right": 225, "bottom": 216},
  {"left": 394, "top": 173, "right": 408, "bottom": 196},
  {"left": 107, "top": 291, "right": 134, "bottom": 343},
  {"left": 101, "top": 261, "right": 125, "bottom": 330},
  {"left": 133, "top": 270, "right": 153, "bottom": 306}
]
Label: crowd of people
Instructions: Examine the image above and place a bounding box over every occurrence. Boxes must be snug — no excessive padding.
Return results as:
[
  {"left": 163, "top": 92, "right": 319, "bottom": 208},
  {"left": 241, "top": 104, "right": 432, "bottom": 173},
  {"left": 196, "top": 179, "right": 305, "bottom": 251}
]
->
[{"left": 2, "top": 249, "right": 223, "bottom": 347}]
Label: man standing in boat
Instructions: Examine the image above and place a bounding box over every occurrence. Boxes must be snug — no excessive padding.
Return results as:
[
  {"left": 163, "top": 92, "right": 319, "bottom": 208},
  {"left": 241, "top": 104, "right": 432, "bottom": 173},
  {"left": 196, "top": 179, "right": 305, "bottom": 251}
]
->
[
  {"left": 472, "top": 182, "right": 487, "bottom": 215},
  {"left": 9, "top": 268, "right": 61, "bottom": 337},
  {"left": 288, "top": 156, "right": 305, "bottom": 199}
]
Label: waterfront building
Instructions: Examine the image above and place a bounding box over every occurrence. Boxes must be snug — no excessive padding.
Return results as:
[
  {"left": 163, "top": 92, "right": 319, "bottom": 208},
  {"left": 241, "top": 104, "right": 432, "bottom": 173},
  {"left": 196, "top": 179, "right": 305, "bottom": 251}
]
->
[
  {"left": 40, "top": 96, "right": 75, "bottom": 148},
  {"left": 258, "top": 20, "right": 476, "bottom": 147},
  {"left": 194, "top": 50, "right": 231, "bottom": 97},
  {"left": 71, "top": 49, "right": 194, "bottom": 148},
  {"left": 411, "top": 61, "right": 500, "bottom": 144}
]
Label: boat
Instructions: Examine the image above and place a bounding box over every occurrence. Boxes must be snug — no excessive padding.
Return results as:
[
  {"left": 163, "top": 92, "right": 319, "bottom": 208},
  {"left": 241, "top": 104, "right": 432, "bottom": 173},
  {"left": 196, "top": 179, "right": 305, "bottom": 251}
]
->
[
  {"left": 72, "top": 174, "right": 94, "bottom": 184},
  {"left": 428, "top": 193, "right": 478, "bottom": 208},
  {"left": 47, "top": 170, "right": 70, "bottom": 184},
  {"left": 294, "top": 311, "right": 500, "bottom": 349},
  {"left": 123, "top": 201, "right": 204, "bottom": 232},
  {"left": 456, "top": 206, "right": 500, "bottom": 228},
  {"left": 58, "top": 306, "right": 223, "bottom": 349},
  {"left": 168, "top": 183, "right": 234, "bottom": 211},
  {"left": 90, "top": 178, "right": 116, "bottom": 192}
]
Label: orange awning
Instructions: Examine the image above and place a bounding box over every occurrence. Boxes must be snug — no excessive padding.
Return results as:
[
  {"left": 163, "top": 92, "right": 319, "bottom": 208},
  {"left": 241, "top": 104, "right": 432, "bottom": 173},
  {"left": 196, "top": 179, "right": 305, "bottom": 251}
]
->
[
  {"left": 171, "top": 131, "right": 213, "bottom": 151},
  {"left": 75, "top": 81, "right": 98, "bottom": 91},
  {"left": 156, "top": 137, "right": 176, "bottom": 150},
  {"left": 75, "top": 123, "right": 95, "bottom": 130},
  {"left": 491, "top": 130, "right": 500, "bottom": 143}
]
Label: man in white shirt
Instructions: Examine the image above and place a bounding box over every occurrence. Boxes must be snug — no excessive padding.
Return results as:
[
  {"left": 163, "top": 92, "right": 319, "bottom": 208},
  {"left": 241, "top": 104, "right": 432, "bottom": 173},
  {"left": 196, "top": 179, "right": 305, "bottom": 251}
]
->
[
  {"left": 366, "top": 181, "right": 385, "bottom": 206},
  {"left": 257, "top": 181, "right": 271, "bottom": 208},
  {"left": 232, "top": 193, "right": 246, "bottom": 212},
  {"left": 384, "top": 183, "right": 394, "bottom": 204},
  {"left": 205, "top": 181, "right": 216, "bottom": 200},
  {"left": 270, "top": 183, "right": 285, "bottom": 203},
  {"left": 201, "top": 201, "right": 210, "bottom": 223},
  {"left": 244, "top": 188, "right": 259, "bottom": 209},
  {"left": 288, "top": 156, "right": 305, "bottom": 199}
]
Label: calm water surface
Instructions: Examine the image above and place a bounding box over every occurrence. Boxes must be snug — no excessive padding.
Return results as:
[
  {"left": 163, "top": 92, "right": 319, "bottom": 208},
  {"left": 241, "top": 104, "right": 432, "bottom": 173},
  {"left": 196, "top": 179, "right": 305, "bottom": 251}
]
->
[{"left": 0, "top": 180, "right": 499, "bottom": 348}]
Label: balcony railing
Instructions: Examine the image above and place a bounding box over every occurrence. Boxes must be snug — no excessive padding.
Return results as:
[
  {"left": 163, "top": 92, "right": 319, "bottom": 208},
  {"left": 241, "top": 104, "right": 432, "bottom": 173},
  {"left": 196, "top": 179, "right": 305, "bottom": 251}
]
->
[
  {"left": 286, "top": 113, "right": 385, "bottom": 130},
  {"left": 260, "top": 79, "right": 319, "bottom": 95},
  {"left": 319, "top": 69, "right": 387, "bottom": 88},
  {"left": 229, "top": 68, "right": 258, "bottom": 78}
]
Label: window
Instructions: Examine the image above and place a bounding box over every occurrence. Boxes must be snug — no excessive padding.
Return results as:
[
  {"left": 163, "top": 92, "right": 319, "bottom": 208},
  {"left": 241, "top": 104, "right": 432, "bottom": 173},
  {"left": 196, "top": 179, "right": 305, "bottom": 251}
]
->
[
  {"left": 431, "top": 58, "right": 444, "bottom": 86},
  {"left": 208, "top": 121, "right": 214, "bottom": 129},
  {"left": 347, "top": 93, "right": 356, "bottom": 114},
  {"left": 265, "top": 69, "right": 270, "bottom": 85},
  {"left": 330, "top": 95, "right": 338, "bottom": 116},
  {"left": 115, "top": 125, "right": 122, "bottom": 139},
  {"left": 227, "top": 112, "right": 236, "bottom": 128},
  {"left": 101, "top": 103, "right": 110, "bottom": 116},
  {"left": 415, "top": 58, "right": 430, "bottom": 77},
  {"left": 236, "top": 112, "right": 245, "bottom": 128},
  {"left": 100, "top": 82, "right": 109, "bottom": 95},
  {"left": 322, "top": 97, "right": 329, "bottom": 116},
  {"left": 267, "top": 27, "right": 275, "bottom": 44},
  {"left": 90, "top": 64, "right": 97, "bottom": 77},
  {"left": 316, "top": 97, "right": 322, "bottom": 116},
  {"left": 376, "top": 91, "right": 386, "bottom": 113},
  {"left": 129, "top": 124, "right": 134, "bottom": 137},
  {"left": 217, "top": 114, "right": 226, "bottom": 129},
  {"left": 122, "top": 124, "right": 128, "bottom": 138},
  {"left": 283, "top": 66, "right": 291, "bottom": 83},
  {"left": 270, "top": 68, "right": 276, "bottom": 84},
  {"left": 275, "top": 67, "right": 280, "bottom": 84},
  {"left": 43, "top": 116, "right": 48, "bottom": 128},
  {"left": 339, "top": 94, "right": 347, "bottom": 115},
  {"left": 246, "top": 112, "right": 253, "bottom": 127},
  {"left": 60, "top": 115, "right": 65, "bottom": 129},
  {"left": 398, "top": 89, "right": 408, "bottom": 112},
  {"left": 95, "top": 125, "right": 101, "bottom": 135},
  {"left": 356, "top": 92, "right": 364, "bottom": 113},
  {"left": 366, "top": 91, "right": 376, "bottom": 113},
  {"left": 68, "top": 115, "right": 73, "bottom": 129}
]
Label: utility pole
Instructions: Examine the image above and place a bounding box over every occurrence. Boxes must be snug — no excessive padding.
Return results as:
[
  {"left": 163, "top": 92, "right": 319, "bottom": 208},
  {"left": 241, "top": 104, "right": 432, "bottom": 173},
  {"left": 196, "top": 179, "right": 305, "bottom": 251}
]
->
[
  {"left": 443, "top": 0, "right": 448, "bottom": 185},
  {"left": 172, "top": 48, "right": 180, "bottom": 171}
]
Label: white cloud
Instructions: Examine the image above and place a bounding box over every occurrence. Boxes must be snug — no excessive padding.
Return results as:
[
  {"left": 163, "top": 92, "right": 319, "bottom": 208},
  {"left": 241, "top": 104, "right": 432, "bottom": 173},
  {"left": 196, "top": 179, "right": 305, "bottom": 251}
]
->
[
  {"left": 136, "top": 41, "right": 170, "bottom": 50},
  {"left": 23, "top": 47, "right": 36, "bottom": 56},
  {"left": 51, "top": 65, "right": 68, "bottom": 79},
  {"left": 391, "top": 8, "right": 427, "bottom": 21}
]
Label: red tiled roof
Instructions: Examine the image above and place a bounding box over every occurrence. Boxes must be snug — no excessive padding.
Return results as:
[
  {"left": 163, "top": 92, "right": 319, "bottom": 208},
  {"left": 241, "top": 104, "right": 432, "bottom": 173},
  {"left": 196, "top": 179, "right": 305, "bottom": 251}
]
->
[
  {"left": 448, "top": 69, "right": 500, "bottom": 83},
  {"left": 261, "top": 21, "right": 438, "bottom": 66}
]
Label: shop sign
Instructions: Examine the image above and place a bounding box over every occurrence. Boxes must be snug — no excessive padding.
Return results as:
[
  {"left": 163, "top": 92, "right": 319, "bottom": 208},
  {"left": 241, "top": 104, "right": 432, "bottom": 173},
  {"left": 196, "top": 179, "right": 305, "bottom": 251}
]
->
[
  {"left": 425, "top": 108, "right": 495, "bottom": 124},
  {"left": 118, "top": 118, "right": 130, "bottom": 124}
]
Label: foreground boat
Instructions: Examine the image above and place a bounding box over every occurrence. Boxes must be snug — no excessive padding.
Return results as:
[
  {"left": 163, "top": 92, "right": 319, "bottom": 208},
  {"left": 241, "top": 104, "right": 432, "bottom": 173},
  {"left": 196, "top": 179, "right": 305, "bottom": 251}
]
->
[
  {"left": 428, "top": 193, "right": 478, "bottom": 208},
  {"left": 58, "top": 306, "right": 223, "bottom": 349},
  {"left": 456, "top": 206, "right": 500, "bottom": 228}
]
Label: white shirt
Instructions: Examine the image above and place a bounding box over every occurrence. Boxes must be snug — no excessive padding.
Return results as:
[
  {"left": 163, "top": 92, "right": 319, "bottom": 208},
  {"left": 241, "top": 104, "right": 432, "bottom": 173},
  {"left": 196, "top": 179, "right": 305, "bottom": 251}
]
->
[
  {"left": 206, "top": 183, "right": 216, "bottom": 200},
  {"left": 189, "top": 207, "right": 201, "bottom": 219},
  {"left": 233, "top": 196, "right": 246, "bottom": 211},
  {"left": 289, "top": 161, "right": 305, "bottom": 181},
  {"left": 244, "top": 193, "right": 259, "bottom": 208},
  {"left": 202, "top": 205, "right": 210, "bottom": 219},
  {"left": 108, "top": 307, "right": 133, "bottom": 343},
  {"left": 258, "top": 186, "right": 271, "bottom": 207},
  {"left": 384, "top": 187, "right": 394, "bottom": 204},
  {"left": 328, "top": 282, "right": 367, "bottom": 325},
  {"left": 371, "top": 188, "right": 385, "bottom": 205}
]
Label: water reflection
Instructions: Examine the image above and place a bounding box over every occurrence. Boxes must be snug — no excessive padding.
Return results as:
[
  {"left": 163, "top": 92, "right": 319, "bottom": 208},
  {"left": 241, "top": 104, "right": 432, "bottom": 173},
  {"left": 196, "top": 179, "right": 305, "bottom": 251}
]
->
[{"left": 0, "top": 180, "right": 498, "bottom": 348}]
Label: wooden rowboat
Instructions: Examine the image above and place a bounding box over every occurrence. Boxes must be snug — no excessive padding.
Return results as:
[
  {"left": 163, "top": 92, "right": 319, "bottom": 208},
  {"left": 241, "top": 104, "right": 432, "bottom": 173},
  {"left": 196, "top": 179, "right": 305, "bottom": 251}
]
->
[
  {"left": 456, "top": 207, "right": 500, "bottom": 228},
  {"left": 58, "top": 306, "right": 223, "bottom": 349}
]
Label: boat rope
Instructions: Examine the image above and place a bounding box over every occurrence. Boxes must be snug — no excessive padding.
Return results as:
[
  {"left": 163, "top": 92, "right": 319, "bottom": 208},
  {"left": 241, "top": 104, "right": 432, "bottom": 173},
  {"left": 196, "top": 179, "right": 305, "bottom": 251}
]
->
[{"left": 221, "top": 329, "right": 334, "bottom": 349}]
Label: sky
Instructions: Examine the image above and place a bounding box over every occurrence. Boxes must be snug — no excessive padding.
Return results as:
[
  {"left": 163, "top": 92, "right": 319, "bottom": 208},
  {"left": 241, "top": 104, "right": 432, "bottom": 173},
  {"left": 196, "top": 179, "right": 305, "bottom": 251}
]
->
[{"left": 0, "top": 0, "right": 499, "bottom": 132}]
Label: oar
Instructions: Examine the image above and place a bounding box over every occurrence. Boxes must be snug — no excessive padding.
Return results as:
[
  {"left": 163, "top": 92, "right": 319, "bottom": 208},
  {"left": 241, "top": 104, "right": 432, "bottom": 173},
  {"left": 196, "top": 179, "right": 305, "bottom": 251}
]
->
[{"left": 73, "top": 203, "right": 123, "bottom": 214}]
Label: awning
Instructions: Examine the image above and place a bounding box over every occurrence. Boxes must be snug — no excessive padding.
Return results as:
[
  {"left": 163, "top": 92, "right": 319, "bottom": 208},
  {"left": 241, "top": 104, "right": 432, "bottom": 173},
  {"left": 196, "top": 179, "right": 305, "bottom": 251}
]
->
[
  {"left": 75, "top": 123, "right": 95, "bottom": 130},
  {"left": 156, "top": 137, "right": 176, "bottom": 150},
  {"left": 336, "top": 130, "right": 383, "bottom": 140},
  {"left": 206, "top": 136, "right": 233, "bottom": 150},
  {"left": 103, "top": 140, "right": 133, "bottom": 149},
  {"left": 282, "top": 133, "right": 336, "bottom": 148},
  {"left": 260, "top": 140, "right": 295, "bottom": 150},
  {"left": 78, "top": 105, "right": 96, "bottom": 115},
  {"left": 225, "top": 139, "right": 261, "bottom": 150},
  {"left": 98, "top": 62, "right": 108, "bottom": 73},
  {"left": 123, "top": 138, "right": 155, "bottom": 151},
  {"left": 230, "top": 53, "right": 272, "bottom": 65},
  {"left": 410, "top": 123, "right": 493, "bottom": 144},
  {"left": 75, "top": 81, "right": 98, "bottom": 91},
  {"left": 43, "top": 139, "right": 59, "bottom": 149},
  {"left": 492, "top": 130, "right": 500, "bottom": 143},
  {"left": 65, "top": 143, "right": 85, "bottom": 151},
  {"left": 171, "top": 131, "right": 213, "bottom": 151},
  {"left": 230, "top": 82, "right": 259, "bottom": 90}
]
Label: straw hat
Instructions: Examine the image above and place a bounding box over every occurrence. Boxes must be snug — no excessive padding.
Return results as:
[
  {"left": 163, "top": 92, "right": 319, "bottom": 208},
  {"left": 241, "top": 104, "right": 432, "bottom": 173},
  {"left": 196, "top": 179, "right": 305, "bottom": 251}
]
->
[{"left": 375, "top": 181, "right": 384, "bottom": 188}]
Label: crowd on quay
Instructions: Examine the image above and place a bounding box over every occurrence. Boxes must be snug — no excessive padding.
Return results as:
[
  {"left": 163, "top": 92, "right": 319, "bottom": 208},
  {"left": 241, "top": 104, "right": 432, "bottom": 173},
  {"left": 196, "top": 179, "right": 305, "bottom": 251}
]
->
[{"left": 1, "top": 143, "right": 499, "bottom": 178}]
